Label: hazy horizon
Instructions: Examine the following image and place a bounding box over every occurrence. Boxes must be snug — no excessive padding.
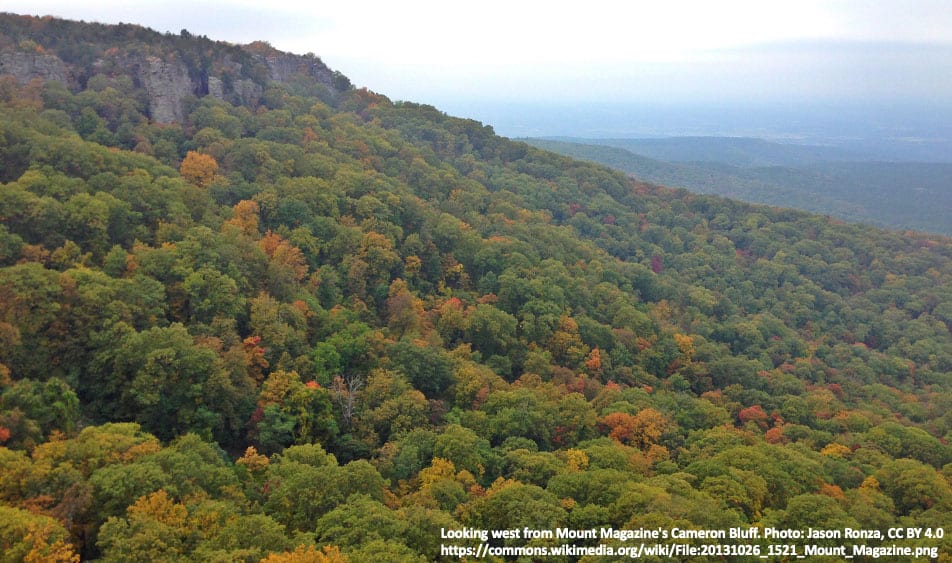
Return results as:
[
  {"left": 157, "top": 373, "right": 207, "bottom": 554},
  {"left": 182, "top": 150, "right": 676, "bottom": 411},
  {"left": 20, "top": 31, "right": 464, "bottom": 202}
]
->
[{"left": 435, "top": 99, "right": 952, "bottom": 163}]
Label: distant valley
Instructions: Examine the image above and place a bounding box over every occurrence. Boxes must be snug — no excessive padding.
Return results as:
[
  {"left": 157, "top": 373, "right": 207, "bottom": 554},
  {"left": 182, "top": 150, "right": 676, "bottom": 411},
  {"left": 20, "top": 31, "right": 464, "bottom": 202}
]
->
[{"left": 524, "top": 136, "right": 952, "bottom": 236}]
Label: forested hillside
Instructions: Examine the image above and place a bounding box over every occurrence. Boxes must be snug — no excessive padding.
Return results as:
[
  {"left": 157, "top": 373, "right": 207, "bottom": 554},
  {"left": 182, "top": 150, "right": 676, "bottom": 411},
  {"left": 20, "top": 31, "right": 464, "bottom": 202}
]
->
[{"left": 1, "top": 14, "right": 951, "bottom": 562}]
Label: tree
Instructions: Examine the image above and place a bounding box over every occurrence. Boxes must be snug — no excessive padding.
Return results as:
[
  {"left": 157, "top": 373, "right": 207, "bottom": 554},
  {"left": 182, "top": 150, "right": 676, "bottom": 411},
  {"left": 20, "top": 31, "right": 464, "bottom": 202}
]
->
[
  {"left": 143, "top": 433, "right": 240, "bottom": 498},
  {"left": 362, "top": 388, "right": 429, "bottom": 445},
  {"left": 763, "top": 493, "right": 860, "bottom": 542},
  {"left": 183, "top": 266, "right": 244, "bottom": 324},
  {"left": 192, "top": 513, "right": 296, "bottom": 560},
  {"left": 386, "top": 279, "right": 425, "bottom": 338},
  {"left": 0, "top": 505, "right": 79, "bottom": 563},
  {"left": 389, "top": 339, "right": 454, "bottom": 399},
  {"left": 261, "top": 545, "right": 349, "bottom": 563},
  {"left": 432, "top": 424, "right": 492, "bottom": 477},
  {"left": 252, "top": 370, "right": 338, "bottom": 453},
  {"left": 314, "top": 494, "right": 407, "bottom": 551},
  {"left": 0, "top": 377, "right": 79, "bottom": 443},
  {"left": 0, "top": 263, "right": 62, "bottom": 380},
  {"left": 226, "top": 199, "right": 260, "bottom": 236},
  {"left": 479, "top": 388, "right": 562, "bottom": 448},
  {"left": 459, "top": 479, "right": 566, "bottom": 542},
  {"left": 464, "top": 304, "right": 517, "bottom": 360},
  {"left": 259, "top": 230, "right": 309, "bottom": 299},
  {"left": 312, "top": 321, "right": 376, "bottom": 386},
  {"left": 547, "top": 314, "right": 590, "bottom": 368},
  {"left": 737, "top": 404, "right": 770, "bottom": 430},
  {"left": 249, "top": 292, "right": 309, "bottom": 368},
  {"left": 402, "top": 457, "right": 471, "bottom": 512},
  {"left": 91, "top": 323, "right": 233, "bottom": 441},
  {"left": 96, "top": 489, "right": 190, "bottom": 561},
  {"left": 179, "top": 151, "right": 218, "bottom": 188},
  {"left": 262, "top": 447, "right": 385, "bottom": 534},
  {"left": 876, "top": 458, "right": 952, "bottom": 514},
  {"left": 600, "top": 408, "right": 670, "bottom": 451},
  {"left": 696, "top": 467, "right": 769, "bottom": 521}
]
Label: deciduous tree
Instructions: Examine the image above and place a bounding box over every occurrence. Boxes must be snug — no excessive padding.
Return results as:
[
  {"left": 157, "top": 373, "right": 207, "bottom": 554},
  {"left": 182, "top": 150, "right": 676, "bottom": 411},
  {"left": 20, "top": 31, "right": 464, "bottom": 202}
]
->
[{"left": 179, "top": 151, "right": 219, "bottom": 188}]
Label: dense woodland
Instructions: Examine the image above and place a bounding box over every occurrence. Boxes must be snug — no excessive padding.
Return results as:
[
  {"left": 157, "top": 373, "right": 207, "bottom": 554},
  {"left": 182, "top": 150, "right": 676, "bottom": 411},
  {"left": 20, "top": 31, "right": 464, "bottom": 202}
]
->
[{"left": 1, "top": 15, "right": 951, "bottom": 562}]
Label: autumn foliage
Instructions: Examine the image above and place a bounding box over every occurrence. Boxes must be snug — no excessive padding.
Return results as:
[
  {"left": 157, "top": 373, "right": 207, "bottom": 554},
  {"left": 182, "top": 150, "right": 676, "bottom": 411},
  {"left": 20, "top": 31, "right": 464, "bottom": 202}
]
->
[
  {"left": 179, "top": 150, "right": 219, "bottom": 187},
  {"left": 600, "top": 408, "right": 670, "bottom": 450},
  {"left": 0, "top": 15, "right": 950, "bottom": 562},
  {"left": 261, "top": 545, "right": 348, "bottom": 562}
]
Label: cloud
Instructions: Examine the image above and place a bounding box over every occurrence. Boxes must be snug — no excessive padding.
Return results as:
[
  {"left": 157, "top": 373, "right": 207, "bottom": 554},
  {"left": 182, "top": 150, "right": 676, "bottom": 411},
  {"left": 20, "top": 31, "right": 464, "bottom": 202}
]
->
[
  {"left": 824, "top": 0, "right": 952, "bottom": 44},
  {"left": 4, "top": 1, "right": 950, "bottom": 106},
  {"left": 5, "top": 0, "right": 326, "bottom": 45}
]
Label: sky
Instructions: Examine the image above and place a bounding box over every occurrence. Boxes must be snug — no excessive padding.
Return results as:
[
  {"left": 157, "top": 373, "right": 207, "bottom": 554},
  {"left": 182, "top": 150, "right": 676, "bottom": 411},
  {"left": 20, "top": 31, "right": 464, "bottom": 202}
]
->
[{"left": 4, "top": 1, "right": 952, "bottom": 138}]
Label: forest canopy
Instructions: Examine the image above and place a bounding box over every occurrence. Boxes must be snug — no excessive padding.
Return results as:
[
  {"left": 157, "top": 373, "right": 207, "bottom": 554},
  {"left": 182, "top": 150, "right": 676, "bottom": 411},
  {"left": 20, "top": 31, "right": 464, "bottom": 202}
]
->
[{"left": 0, "top": 13, "right": 950, "bottom": 561}]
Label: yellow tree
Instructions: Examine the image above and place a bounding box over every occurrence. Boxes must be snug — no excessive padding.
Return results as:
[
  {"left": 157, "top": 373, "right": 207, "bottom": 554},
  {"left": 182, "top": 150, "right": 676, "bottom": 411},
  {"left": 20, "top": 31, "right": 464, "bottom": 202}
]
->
[
  {"left": 96, "top": 490, "right": 190, "bottom": 561},
  {"left": 179, "top": 151, "right": 219, "bottom": 188},
  {"left": 386, "top": 279, "right": 426, "bottom": 338},
  {"left": 0, "top": 506, "right": 80, "bottom": 563},
  {"left": 259, "top": 231, "right": 309, "bottom": 299},
  {"left": 261, "top": 545, "right": 348, "bottom": 562},
  {"left": 226, "top": 200, "right": 261, "bottom": 236},
  {"left": 547, "top": 315, "right": 589, "bottom": 368}
]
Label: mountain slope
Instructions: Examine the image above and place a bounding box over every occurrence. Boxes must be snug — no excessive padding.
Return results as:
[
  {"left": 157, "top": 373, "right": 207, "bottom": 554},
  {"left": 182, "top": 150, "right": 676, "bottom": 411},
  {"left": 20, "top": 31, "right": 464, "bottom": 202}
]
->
[{"left": 0, "top": 14, "right": 950, "bottom": 561}]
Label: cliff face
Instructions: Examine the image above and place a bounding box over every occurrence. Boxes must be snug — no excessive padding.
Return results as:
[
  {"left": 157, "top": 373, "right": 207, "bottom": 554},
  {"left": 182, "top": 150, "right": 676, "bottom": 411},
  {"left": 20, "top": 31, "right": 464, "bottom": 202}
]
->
[
  {"left": 264, "top": 51, "right": 337, "bottom": 85},
  {"left": 0, "top": 51, "right": 68, "bottom": 84},
  {"left": 137, "top": 55, "right": 193, "bottom": 123},
  {"left": 0, "top": 13, "right": 349, "bottom": 123}
]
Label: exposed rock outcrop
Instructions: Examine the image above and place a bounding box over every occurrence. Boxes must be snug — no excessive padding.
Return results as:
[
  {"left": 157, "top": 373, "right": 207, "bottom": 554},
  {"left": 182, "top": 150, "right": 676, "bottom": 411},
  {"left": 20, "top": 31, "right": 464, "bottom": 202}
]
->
[
  {"left": 208, "top": 75, "right": 224, "bottom": 100},
  {"left": 264, "top": 52, "right": 337, "bottom": 86},
  {"left": 0, "top": 51, "right": 68, "bottom": 85},
  {"left": 0, "top": 14, "right": 351, "bottom": 123},
  {"left": 231, "top": 78, "right": 262, "bottom": 106},
  {"left": 137, "top": 56, "right": 193, "bottom": 123}
]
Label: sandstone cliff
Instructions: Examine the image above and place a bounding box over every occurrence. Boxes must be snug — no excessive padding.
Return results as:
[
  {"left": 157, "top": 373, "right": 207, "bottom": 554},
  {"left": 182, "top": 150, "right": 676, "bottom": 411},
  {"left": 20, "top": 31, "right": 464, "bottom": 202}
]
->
[
  {"left": 0, "top": 13, "right": 350, "bottom": 123},
  {"left": 137, "top": 55, "right": 193, "bottom": 123},
  {"left": 0, "top": 50, "right": 69, "bottom": 84}
]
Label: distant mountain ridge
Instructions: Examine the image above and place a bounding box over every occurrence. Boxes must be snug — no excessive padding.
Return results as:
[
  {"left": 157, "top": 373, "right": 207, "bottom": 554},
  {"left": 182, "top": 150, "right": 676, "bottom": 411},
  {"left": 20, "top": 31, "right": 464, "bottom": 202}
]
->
[
  {"left": 0, "top": 13, "right": 352, "bottom": 122},
  {"left": 543, "top": 136, "right": 875, "bottom": 168},
  {"left": 525, "top": 137, "right": 952, "bottom": 235}
]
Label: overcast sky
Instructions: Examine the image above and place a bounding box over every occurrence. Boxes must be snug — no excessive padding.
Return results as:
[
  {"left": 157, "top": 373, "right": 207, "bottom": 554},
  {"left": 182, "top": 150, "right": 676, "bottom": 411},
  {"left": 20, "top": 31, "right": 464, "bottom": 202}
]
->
[{"left": 5, "top": 1, "right": 952, "bottom": 110}]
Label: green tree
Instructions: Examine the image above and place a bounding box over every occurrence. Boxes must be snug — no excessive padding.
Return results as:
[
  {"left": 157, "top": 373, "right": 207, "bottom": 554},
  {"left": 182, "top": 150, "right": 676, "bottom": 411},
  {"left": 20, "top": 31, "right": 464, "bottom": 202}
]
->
[
  {"left": 464, "top": 304, "right": 517, "bottom": 362},
  {"left": 460, "top": 479, "right": 566, "bottom": 543},
  {"left": 315, "top": 494, "right": 408, "bottom": 551},
  {"left": 0, "top": 377, "right": 79, "bottom": 441},
  {"left": 876, "top": 458, "right": 952, "bottom": 515},
  {"left": 90, "top": 323, "right": 234, "bottom": 440},
  {"left": 312, "top": 321, "right": 376, "bottom": 386},
  {"left": 183, "top": 266, "right": 245, "bottom": 325},
  {"left": 389, "top": 339, "right": 455, "bottom": 399}
]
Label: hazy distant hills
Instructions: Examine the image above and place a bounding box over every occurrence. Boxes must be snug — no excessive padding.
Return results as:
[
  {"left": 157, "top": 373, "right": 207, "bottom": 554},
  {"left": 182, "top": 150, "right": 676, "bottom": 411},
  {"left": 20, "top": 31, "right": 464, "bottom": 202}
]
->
[
  {"left": 555, "top": 136, "right": 875, "bottom": 167},
  {"left": 524, "top": 137, "right": 952, "bottom": 235}
]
